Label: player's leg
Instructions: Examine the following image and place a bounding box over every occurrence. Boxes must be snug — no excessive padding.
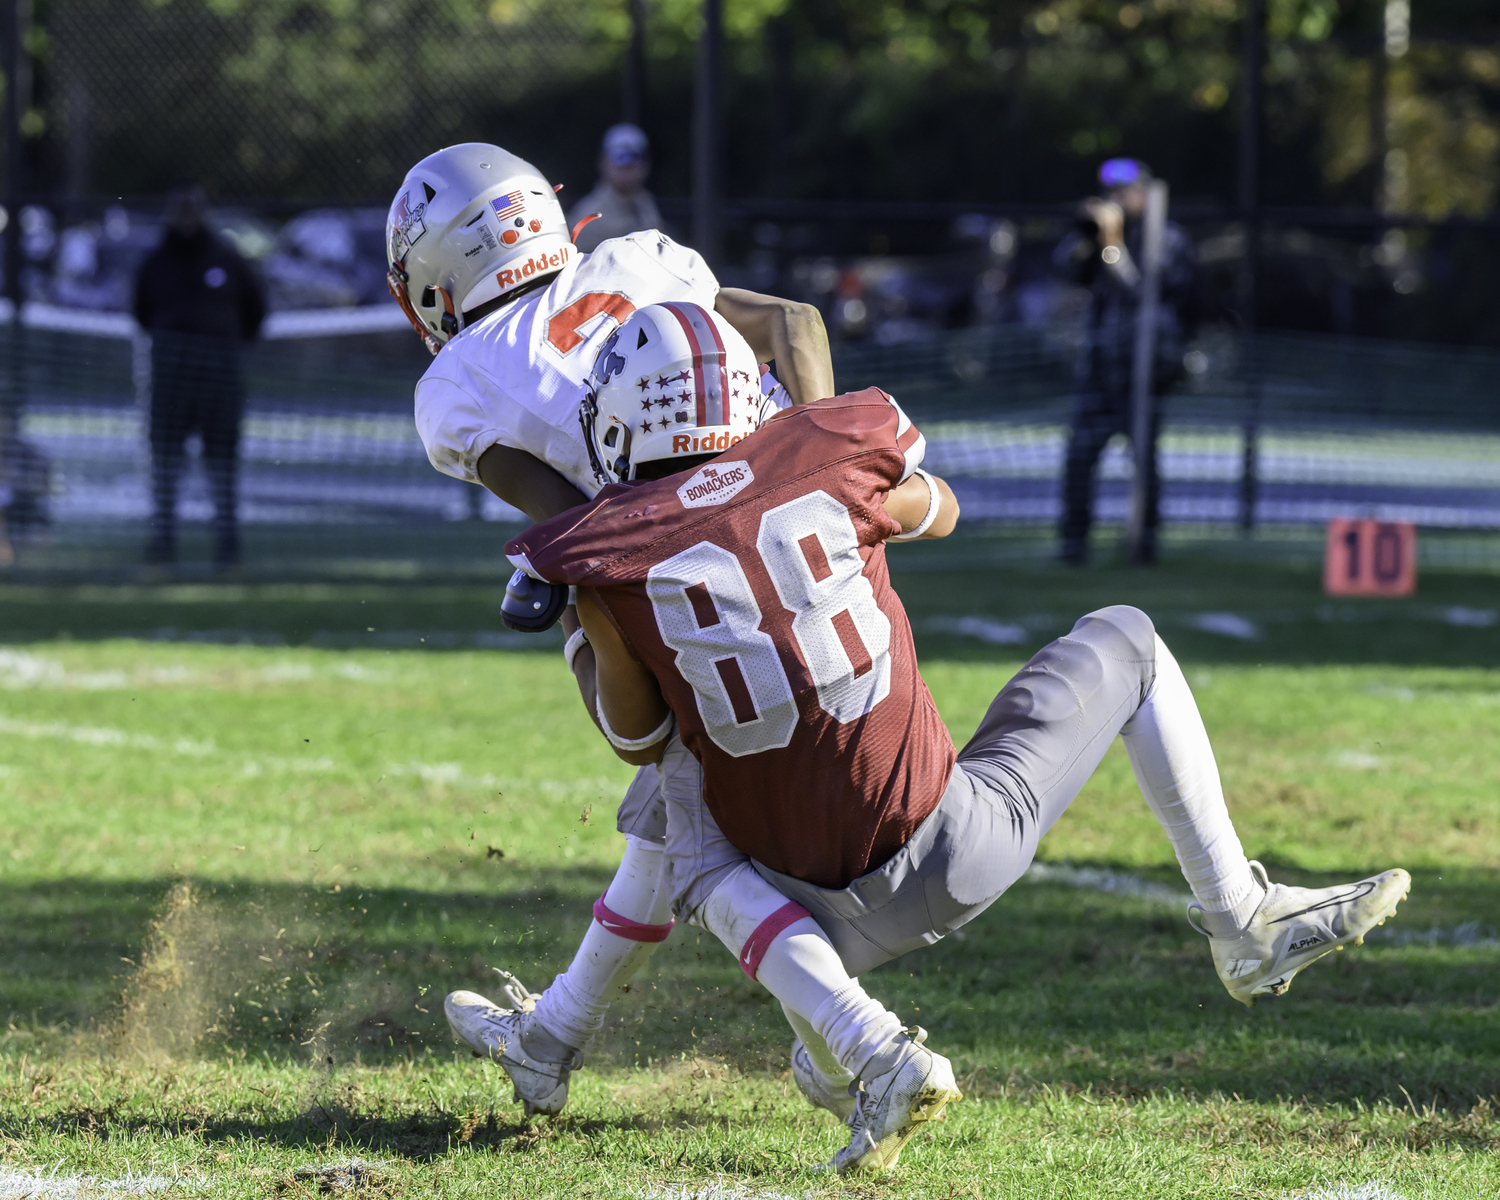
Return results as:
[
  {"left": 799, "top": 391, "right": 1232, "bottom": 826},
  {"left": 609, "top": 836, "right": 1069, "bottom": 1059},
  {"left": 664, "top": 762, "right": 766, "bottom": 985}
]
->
[
  {"left": 444, "top": 765, "right": 675, "bottom": 1115},
  {"left": 1058, "top": 391, "right": 1119, "bottom": 564},
  {"left": 661, "top": 737, "right": 960, "bottom": 1175},
  {"left": 937, "top": 605, "right": 1407, "bottom": 1003},
  {"left": 201, "top": 377, "right": 242, "bottom": 570},
  {"left": 1120, "top": 632, "right": 1409, "bottom": 1005},
  {"left": 947, "top": 605, "right": 1263, "bottom": 934},
  {"left": 755, "top": 606, "right": 1179, "bottom": 977},
  {"left": 660, "top": 737, "right": 898, "bottom": 1084},
  {"left": 754, "top": 607, "right": 1407, "bottom": 1009}
]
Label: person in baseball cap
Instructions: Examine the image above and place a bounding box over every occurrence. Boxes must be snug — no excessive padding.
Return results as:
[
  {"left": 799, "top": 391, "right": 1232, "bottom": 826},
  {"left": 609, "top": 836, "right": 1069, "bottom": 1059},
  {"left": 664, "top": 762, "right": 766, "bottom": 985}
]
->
[
  {"left": 568, "top": 123, "right": 666, "bottom": 254},
  {"left": 1052, "top": 156, "right": 1197, "bottom": 565}
]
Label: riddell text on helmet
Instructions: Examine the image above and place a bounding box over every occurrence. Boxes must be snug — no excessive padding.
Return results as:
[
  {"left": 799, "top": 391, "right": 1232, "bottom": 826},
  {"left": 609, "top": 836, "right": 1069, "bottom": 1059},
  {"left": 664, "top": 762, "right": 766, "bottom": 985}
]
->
[
  {"left": 496, "top": 245, "right": 573, "bottom": 289},
  {"left": 672, "top": 432, "right": 744, "bottom": 455}
]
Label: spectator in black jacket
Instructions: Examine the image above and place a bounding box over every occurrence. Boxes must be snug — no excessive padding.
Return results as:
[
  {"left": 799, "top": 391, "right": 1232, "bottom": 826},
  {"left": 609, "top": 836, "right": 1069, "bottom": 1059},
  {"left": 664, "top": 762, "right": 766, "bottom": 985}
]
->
[
  {"left": 134, "top": 186, "right": 265, "bottom": 569},
  {"left": 1053, "top": 159, "right": 1195, "bottom": 564}
]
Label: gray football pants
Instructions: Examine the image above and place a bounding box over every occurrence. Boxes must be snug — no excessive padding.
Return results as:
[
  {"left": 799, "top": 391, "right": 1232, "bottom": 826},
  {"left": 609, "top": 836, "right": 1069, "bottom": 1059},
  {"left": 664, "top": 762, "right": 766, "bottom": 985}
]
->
[
  {"left": 616, "top": 762, "right": 669, "bottom": 845},
  {"left": 743, "top": 604, "right": 1160, "bottom": 976}
]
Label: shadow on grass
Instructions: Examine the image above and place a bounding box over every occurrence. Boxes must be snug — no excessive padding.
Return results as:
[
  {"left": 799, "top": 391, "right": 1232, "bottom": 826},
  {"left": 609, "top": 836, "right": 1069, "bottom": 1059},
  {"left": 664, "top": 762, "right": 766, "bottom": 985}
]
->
[
  {"left": 3, "top": 868, "right": 1497, "bottom": 1113},
  {"left": 4, "top": 1097, "right": 678, "bottom": 1163}
]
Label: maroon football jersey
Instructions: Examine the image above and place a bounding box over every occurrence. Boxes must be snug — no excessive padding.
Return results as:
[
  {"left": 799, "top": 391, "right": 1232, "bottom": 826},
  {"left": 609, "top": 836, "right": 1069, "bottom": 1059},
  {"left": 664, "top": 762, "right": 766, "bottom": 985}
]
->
[{"left": 507, "top": 389, "right": 956, "bottom": 888}]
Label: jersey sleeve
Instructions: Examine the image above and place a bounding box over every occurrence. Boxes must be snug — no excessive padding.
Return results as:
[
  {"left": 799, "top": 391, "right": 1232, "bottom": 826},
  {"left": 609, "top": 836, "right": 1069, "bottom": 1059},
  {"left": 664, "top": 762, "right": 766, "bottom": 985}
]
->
[
  {"left": 413, "top": 370, "right": 495, "bottom": 484},
  {"left": 815, "top": 389, "right": 926, "bottom": 486},
  {"left": 504, "top": 487, "right": 633, "bottom": 585},
  {"left": 886, "top": 394, "right": 927, "bottom": 483},
  {"left": 414, "top": 350, "right": 590, "bottom": 489}
]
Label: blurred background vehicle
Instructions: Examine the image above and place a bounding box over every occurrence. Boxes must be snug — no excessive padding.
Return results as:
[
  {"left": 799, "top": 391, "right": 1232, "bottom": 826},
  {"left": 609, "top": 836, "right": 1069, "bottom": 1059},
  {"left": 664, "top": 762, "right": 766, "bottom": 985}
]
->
[
  {"left": 42, "top": 205, "right": 276, "bottom": 313},
  {"left": 259, "top": 208, "right": 389, "bottom": 311}
]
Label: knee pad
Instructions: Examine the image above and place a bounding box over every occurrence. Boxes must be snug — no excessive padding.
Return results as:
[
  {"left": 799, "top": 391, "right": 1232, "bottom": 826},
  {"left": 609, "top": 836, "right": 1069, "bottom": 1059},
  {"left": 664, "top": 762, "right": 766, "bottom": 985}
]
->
[
  {"left": 593, "top": 893, "right": 674, "bottom": 943},
  {"left": 594, "top": 835, "right": 674, "bottom": 937}
]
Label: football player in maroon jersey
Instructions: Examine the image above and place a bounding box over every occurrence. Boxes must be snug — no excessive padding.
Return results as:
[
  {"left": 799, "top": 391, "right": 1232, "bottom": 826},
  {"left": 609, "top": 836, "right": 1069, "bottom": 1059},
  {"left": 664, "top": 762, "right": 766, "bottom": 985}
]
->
[
  {"left": 500, "top": 302, "right": 1412, "bottom": 1173},
  {"left": 441, "top": 297, "right": 948, "bottom": 1170}
]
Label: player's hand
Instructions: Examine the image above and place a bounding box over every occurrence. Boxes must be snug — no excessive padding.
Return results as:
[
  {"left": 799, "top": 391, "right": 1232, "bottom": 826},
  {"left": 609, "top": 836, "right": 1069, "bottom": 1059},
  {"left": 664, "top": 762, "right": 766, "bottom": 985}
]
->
[{"left": 1083, "top": 198, "right": 1125, "bottom": 248}]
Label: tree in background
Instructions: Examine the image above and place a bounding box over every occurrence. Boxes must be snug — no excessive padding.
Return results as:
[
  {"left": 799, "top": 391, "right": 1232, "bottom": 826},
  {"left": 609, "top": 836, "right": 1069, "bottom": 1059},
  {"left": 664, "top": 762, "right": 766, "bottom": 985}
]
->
[{"left": 19, "top": 0, "right": 1493, "bottom": 215}]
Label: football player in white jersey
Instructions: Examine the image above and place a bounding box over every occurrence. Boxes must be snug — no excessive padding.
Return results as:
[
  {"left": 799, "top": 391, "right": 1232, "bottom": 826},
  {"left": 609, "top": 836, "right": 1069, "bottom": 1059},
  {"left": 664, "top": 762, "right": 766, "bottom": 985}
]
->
[{"left": 388, "top": 143, "right": 867, "bottom": 1123}]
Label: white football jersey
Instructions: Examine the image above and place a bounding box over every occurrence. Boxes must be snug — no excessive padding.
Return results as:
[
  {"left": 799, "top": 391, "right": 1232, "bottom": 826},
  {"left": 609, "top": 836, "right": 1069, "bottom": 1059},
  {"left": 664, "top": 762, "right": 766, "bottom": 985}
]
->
[{"left": 414, "top": 230, "right": 720, "bottom": 498}]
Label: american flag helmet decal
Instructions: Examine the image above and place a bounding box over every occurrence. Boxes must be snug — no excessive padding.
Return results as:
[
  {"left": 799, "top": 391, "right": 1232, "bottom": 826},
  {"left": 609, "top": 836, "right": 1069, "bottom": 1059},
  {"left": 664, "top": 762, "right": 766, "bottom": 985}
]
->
[{"left": 491, "top": 190, "right": 526, "bottom": 221}]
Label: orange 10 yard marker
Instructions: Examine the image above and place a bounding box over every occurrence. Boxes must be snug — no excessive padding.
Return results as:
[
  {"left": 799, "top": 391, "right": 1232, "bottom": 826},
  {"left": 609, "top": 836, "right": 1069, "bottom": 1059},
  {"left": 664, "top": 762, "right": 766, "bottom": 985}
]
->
[{"left": 1323, "top": 519, "right": 1417, "bottom": 596}]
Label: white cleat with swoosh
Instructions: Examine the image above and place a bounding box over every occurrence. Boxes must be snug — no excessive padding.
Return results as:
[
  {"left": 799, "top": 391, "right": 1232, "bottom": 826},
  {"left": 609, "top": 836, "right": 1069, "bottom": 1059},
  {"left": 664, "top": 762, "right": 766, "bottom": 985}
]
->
[
  {"left": 1194, "top": 860, "right": 1411, "bottom": 1007},
  {"left": 444, "top": 972, "right": 581, "bottom": 1116}
]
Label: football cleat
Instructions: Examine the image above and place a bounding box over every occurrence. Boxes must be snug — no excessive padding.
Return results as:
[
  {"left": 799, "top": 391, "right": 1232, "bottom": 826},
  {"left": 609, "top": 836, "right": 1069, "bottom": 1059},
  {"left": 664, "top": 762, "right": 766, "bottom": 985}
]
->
[
  {"left": 1193, "top": 861, "right": 1411, "bottom": 1007},
  {"left": 791, "top": 1037, "right": 856, "bottom": 1122},
  {"left": 831, "top": 1027, "right": 962, "bottom": 1175},
  {"left": 444, "top": 972, "right": 581, "bottom": 1116}
]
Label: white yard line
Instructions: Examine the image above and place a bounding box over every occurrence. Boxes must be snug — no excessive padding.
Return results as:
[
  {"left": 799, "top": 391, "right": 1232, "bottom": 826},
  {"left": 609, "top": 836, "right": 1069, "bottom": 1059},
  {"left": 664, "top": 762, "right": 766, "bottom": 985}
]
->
[
  {"left": 1027, "top": 861, "right": 1494, "bottom": 946},
  {"left": 1290, "top": 1184, "right": 1410, "bottom": 1200},
  {"left": 1188, "top": 612, "right": 1260, "bottom": 640},
  {"left": 0, "top": 650, "right": 392, "bottom": 689},
  {"left": 1023, "top": 861, "right": 1190, "bottom": 904},
  {"left": 0, "top": 715, "right": 215, "bottom": 757},
  {"left": 924, "top": 615, "right": 1030, "bottom": 645},
  {"left": 1370, "top": 920, "right": 1498, "bottom": 948},
  {"left": 635, "top": 1182, "right": 805, "bottom": 1200},
  {"left": 0, "top": 713, "right": 616, "bottom": 799},
  {"left": 0, "top": 1166, "right": 192, "bottom": 1198}
]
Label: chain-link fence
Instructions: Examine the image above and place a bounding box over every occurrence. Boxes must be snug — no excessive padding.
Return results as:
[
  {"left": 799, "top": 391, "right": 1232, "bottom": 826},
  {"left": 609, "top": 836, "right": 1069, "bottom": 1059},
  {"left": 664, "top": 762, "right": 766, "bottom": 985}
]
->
[
  {"left": 3, "top": 308, "right": 1497, "bottom": 579},
  {"left": 843, "top": 326, "right": 1500, "bottom": 557},
  {"left": 45, "top": 0, "right": 617, "bottom": 203},
  {"left": 0, "top": 0, "right": 1494, "bottom": 579}
]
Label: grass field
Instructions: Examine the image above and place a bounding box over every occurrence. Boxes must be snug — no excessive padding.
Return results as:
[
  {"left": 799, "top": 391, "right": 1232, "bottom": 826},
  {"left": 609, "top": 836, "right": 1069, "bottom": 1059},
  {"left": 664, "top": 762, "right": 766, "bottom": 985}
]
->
[{"left": 1, "top": 543, "right": 1498, "bottom": 1198}]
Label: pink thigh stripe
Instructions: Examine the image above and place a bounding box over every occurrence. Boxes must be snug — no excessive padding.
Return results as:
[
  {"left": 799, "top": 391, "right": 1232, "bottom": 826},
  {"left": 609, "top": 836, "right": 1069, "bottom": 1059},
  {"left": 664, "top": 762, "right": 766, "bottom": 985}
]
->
[
  {"left": 593, "top": 892, "right": 675, "bottom": 943},
  {"left": 738, "top": 900, "right": 813, "bottom": 979}
]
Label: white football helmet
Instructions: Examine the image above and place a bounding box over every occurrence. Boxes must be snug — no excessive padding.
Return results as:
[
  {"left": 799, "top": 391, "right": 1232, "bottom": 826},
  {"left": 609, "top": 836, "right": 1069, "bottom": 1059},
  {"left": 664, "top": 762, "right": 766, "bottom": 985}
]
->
[
  {"left": 386, "top": 143, "right": 574, "bottom": 355},
  {"left": 581, "top": 302, "right": 770, "bottom": 485}
]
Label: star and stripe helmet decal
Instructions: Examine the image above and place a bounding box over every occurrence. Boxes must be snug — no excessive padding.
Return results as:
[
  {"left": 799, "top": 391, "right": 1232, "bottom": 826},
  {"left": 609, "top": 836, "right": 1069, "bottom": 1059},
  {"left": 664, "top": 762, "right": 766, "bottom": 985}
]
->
[{"left": 581, "top": 302, "right": 765, "bottom": 485}]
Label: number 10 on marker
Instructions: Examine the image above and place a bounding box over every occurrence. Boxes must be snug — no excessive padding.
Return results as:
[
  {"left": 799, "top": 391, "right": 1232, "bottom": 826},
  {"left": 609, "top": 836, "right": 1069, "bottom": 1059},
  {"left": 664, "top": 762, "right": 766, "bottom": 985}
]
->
[{"left": 1323, "top": 518, "right": 1416, "bottom": 597}]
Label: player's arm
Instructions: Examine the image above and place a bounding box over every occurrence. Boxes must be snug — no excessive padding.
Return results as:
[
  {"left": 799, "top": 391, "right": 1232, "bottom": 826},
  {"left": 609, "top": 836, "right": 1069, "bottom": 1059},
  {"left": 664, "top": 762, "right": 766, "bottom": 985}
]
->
[
  {"left": 477, "top": 443, "right": 589, "bottom": 524},
  {"left": 713, "top": 288, "right": 834, "bottom": 406},
  {"left": 884, "top": 469, "right": 960, "bottom": 540},
  {"left": 575, "top": 588, "right": 672, "bottom": 767}
]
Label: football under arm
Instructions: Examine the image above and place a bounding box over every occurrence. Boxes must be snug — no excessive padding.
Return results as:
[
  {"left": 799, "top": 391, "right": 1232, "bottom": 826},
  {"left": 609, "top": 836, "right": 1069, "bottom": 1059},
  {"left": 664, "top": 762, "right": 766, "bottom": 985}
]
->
[
  {"left": 477, "top": 443, "right": 601, "bottom": 719},
  {"left": 575, "top": 589, "right": 673, "bottom": 767},
  {"left": 883, "top": 469, "right": 960, "bottom": 540},
  {"left": 713, "top": 287, "right": 835, "bottom": 406}
]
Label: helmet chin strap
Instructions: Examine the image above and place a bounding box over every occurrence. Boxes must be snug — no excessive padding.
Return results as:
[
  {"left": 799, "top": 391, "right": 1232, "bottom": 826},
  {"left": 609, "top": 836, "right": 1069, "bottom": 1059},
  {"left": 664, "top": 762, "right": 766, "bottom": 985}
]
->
[{"left": 436, "top": 285, "right": 460, "bottom": 339}]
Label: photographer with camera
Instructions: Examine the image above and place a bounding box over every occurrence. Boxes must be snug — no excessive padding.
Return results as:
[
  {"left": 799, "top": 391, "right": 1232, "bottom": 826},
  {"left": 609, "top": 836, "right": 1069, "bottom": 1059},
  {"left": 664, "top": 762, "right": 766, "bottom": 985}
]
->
[{"left": 1053, "top": 158, "right": 1195, "bottom": 565}]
